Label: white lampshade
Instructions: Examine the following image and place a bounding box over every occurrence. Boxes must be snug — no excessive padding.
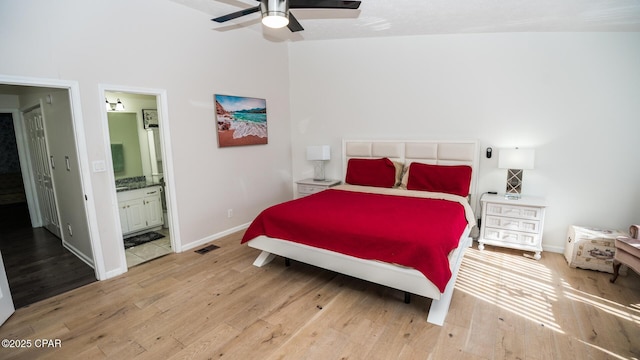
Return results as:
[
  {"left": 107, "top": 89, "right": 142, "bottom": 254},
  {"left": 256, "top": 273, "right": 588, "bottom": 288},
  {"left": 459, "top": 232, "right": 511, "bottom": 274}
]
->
[
  {"left": 498, "top": 148, "right": 535, "bottom": 170},
  {"left": 306, "top": 145, "right": 331, "bottom": 161}
]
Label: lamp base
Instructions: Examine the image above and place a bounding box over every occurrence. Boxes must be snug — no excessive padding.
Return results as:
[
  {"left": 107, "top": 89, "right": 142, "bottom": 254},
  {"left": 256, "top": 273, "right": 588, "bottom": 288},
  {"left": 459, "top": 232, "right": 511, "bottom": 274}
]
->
[
  {"left": 505, "top": 168, "right": 523, "bottom": 199},
  {"left": 504, "top": 193, "right": 521, "bottom": 200},
  {"left": 313, "top": 161, "right": 326, "bottom": 181}
]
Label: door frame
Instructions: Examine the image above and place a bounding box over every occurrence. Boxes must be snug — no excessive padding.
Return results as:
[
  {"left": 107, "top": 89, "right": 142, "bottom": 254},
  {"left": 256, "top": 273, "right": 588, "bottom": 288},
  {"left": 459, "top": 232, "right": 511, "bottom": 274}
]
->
[
  {"left": 98, "top": 84, "right": 181, "bottom": 271},
  {"left": 0, "top": 74, "right": 106, "bottom": 279},
  {"left": 0, "top": 249, "right": 15, "bottom": 326}
]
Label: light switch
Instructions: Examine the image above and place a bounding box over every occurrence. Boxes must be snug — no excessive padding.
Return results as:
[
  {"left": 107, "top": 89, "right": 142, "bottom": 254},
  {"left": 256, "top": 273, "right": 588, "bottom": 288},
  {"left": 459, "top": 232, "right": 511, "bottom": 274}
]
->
[{"left": 92, "top": 160, "right": 106, "bottom": 172}]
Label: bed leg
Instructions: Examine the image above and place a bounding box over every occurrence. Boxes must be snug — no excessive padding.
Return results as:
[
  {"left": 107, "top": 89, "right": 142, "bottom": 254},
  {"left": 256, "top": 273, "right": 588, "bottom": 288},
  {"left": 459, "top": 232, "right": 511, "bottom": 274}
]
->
[
  {"left": 253, "top": 251, "right": 276, "bottom": 267},
  {"left": 404, "top": 292, "right": 411, "bottom": 304},
  {"left": 285, "top": 257, "right": 291, "bottom": 267},
  {"left": 426, "top": 237, "right": 471, "bottom": 326}
]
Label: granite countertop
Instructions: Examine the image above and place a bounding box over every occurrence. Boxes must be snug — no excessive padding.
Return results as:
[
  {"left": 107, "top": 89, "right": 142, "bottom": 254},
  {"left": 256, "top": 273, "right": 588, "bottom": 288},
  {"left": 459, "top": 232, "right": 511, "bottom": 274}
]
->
[
  {"left": 115, "top": 182, "right": 162, "bottom": 192},
  {"left": 115, "top": 176, "right": 162, "bottom": 192}
]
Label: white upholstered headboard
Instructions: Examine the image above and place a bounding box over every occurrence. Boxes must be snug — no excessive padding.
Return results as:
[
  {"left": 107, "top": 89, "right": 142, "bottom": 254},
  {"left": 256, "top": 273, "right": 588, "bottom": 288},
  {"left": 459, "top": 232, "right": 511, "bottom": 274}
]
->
[{"left": 342, "top": 139, "right": 480, "bottom": 212}]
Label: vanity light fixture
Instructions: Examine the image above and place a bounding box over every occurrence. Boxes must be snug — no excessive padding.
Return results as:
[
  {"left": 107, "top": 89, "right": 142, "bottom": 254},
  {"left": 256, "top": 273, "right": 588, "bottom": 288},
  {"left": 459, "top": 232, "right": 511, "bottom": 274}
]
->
[
  {"left": 105, "top": 98, "right": 125, "bottom": 111},
  {"left": 498, "top": 147, "right": 535, "bottom": 200},
  {"left": 306, "top": 145, "right": 330, "bottom": 181},
  {"left": 115, "top": 99, "right": 125, "bottom": 111},
  {"left": 261, "top": 0, "right": 289, "bottom": 28}
]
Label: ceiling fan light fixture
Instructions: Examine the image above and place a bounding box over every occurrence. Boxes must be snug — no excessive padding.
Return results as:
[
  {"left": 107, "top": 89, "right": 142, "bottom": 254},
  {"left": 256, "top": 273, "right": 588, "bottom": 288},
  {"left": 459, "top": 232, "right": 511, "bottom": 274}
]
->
[
  {"left": 262, "top": 14, "right": 289, "bottom": 28},
  {"left": 260, "top": 0, "right": 289, "bottom": 28}
]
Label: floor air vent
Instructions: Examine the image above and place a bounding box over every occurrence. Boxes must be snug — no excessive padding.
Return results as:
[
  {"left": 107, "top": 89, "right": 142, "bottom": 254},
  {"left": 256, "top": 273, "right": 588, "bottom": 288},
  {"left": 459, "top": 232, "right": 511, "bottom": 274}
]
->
[{"left": 195, "top": 244, "right": 220, "bottom": 254}]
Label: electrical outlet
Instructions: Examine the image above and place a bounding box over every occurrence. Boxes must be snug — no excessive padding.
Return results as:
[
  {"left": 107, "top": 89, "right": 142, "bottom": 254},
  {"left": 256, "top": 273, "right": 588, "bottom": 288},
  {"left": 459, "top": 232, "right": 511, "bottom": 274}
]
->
[
  {"left": 67, "top": 223, "right": 73, "bottom": 236},
  {"left": 227, "top": 209, "right": 233, "bottom": 218}
]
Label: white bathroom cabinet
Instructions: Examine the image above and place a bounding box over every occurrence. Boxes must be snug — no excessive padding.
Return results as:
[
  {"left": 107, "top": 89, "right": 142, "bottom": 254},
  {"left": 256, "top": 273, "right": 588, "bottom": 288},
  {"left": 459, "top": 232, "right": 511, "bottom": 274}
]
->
[{"left": 117, "top": 186, "right": 163, "bottom": 237}]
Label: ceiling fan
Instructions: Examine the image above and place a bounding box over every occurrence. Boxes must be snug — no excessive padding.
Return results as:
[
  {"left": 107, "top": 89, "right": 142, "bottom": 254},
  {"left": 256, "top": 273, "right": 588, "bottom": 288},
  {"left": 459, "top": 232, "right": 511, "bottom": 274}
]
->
[{"left": 212, "top": 0, "right": 362, "bottom": 32}]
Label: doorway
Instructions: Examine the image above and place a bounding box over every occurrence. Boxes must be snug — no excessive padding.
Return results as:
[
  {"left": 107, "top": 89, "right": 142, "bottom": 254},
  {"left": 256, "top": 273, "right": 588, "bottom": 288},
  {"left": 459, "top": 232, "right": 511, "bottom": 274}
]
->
[
  {"left": 102, "top": 89, "right": 177, "bottom": 268},
  {"left": 0, "top": 106, "right": 95, "bottom": 309}
]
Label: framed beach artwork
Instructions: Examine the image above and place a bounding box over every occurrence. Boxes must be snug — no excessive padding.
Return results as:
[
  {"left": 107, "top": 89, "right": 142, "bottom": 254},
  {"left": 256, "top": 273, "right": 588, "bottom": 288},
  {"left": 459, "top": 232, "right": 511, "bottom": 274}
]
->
[{"left": 214, "top": 94, "right": 268, "bottom": 147}]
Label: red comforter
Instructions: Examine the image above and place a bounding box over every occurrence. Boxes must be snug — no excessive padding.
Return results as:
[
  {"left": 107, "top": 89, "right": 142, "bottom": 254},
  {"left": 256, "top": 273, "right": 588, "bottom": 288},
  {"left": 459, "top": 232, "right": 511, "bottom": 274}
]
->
[{"left": 241, "top": 189, "right": 468, "bottom": 292}]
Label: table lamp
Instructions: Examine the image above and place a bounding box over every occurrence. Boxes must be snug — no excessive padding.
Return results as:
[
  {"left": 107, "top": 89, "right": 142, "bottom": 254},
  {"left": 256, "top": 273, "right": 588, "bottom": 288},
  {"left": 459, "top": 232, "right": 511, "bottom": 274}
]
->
[
  {"left": 498, "top": 148, "right": 535, "bottom": 199},
  {"left": 306, "top": 145, "right": 330, "bottom": 181}
]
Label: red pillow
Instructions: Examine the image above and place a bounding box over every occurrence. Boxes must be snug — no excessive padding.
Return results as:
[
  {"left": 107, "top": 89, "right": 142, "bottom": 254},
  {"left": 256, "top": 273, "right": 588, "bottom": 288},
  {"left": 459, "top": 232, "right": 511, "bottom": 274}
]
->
[
  {"left": 406, "top": 163, "right": 472, "bottom": 197},
  {"left": 345, "top": 158, "right": 397, "bottom": 188}
]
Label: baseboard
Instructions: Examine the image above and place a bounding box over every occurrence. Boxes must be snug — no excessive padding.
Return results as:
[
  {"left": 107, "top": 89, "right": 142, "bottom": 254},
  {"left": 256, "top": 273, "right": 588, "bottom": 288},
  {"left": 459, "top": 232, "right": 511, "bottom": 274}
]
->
[
  {"left": 103, "top": 267, "right": 127, "bottom": 280},
  {"left": 542, "top": 244, "right": 564, "bottom": 254},
  {"left": 62, "top": 240, "right": 95, "bottom": 268},
  {"left": 181, "top": 222, "right": 251, "bottom": 252}
]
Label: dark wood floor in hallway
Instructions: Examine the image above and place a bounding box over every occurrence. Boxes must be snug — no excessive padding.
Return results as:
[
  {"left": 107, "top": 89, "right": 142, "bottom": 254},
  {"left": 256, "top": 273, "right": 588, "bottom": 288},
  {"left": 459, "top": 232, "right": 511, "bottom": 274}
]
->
[{"left": 0, "top": 202, "right": 96, "bottom": 309}]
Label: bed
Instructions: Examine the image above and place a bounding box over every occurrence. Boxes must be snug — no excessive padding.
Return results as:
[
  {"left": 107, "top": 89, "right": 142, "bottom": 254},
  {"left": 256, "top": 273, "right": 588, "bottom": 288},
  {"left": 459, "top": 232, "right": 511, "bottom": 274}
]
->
[{"left": 242, "top": 140, "right": 479, "bottom": 325}]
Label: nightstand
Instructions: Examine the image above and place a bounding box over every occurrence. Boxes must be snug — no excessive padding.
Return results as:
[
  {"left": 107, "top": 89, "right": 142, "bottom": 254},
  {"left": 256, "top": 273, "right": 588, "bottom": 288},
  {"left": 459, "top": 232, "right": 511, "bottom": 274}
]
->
[
  {"left": 478, "top": 193, "right": 547, "bottom": 260},
  {"left": 296, "top": 178, "right": 341, "bottom": 197}
]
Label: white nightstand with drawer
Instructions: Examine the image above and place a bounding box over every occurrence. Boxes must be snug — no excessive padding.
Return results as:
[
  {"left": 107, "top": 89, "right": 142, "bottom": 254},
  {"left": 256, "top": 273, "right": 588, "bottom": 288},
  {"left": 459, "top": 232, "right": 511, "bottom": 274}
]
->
[
  {"left": 478, "top": 193, "right": 547, "bottom": 260},
  {"left": 296, "top": 178, "right": 341, "bottom": 197}
]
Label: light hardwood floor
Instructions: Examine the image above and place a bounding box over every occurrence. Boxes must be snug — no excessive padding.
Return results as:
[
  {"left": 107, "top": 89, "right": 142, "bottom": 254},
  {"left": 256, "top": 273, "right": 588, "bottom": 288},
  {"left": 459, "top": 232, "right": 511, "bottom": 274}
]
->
[{"left": 1, "top": 230, "right": 638, "bottom": 359}]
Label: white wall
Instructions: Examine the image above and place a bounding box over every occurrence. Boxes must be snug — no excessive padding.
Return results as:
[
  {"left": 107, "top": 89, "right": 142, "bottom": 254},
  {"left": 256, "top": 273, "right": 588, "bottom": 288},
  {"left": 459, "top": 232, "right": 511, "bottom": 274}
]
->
[
  {"left": 3, "top": 0, "right": 638, "bottom": 273},
  {"left": 0, "top": 95, "right": 19, "bottom": 109},
  {"left": 289, "top": 32, "right": 640, "bottom": 252},
  {"left": 0, "top": 0, "right": 292, "bottom": 276}
]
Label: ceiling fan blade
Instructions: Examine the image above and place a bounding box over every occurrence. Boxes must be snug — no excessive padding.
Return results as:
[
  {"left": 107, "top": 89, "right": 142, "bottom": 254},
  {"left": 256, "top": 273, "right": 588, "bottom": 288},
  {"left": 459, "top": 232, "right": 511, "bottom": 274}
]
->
[
  {"left": 287, "top": 12, "right": 304, "bottom": 32},
  {"left": 289, "top": 0, "right": 361, "bottom": 9},
  {"left": 212, "top": 6, "right": 260, "bottom": 23}
]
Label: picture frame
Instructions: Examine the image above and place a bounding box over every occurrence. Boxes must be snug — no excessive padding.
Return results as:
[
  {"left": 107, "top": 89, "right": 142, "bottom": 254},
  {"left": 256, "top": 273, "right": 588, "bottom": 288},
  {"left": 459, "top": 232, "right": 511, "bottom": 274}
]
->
[
  {"left": 214, "top": 94, "right": 268, "bottom": 147},
  {"left": 142, "top": 109, "right": 158, "bottom": 129}
]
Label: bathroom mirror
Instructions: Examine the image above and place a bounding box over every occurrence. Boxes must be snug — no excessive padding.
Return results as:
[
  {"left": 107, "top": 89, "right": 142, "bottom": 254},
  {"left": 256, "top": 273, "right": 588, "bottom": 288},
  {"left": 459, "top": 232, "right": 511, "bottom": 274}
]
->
[{"left": 107, "top": 112, "right": 143, "bottom": 179}]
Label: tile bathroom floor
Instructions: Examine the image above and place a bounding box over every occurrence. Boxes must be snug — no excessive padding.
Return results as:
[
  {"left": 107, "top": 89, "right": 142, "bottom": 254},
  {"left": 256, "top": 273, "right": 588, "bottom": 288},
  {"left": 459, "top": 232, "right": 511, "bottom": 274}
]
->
[{"left": 125, "top": 228, "right": 172, "bottom": 268}]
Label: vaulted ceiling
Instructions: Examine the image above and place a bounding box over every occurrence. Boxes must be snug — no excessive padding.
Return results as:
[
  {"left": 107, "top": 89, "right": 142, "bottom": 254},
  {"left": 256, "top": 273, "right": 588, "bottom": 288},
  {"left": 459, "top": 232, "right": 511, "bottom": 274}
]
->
[{"left": 172, "top": 0, "right": 640, "bottom": 41}]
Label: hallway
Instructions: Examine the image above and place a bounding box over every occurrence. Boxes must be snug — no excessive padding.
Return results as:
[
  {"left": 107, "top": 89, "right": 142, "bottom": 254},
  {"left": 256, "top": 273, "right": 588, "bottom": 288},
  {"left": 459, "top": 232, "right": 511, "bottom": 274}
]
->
[{"left": 0, "top": 202, "right": 96, "bottom": 309}]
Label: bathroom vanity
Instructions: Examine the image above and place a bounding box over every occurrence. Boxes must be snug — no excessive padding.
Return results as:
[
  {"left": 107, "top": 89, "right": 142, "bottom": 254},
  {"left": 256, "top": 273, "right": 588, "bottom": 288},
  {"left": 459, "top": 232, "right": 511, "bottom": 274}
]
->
[{"left": 117, "top": 185, "right": 163, "bottom": 237}]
